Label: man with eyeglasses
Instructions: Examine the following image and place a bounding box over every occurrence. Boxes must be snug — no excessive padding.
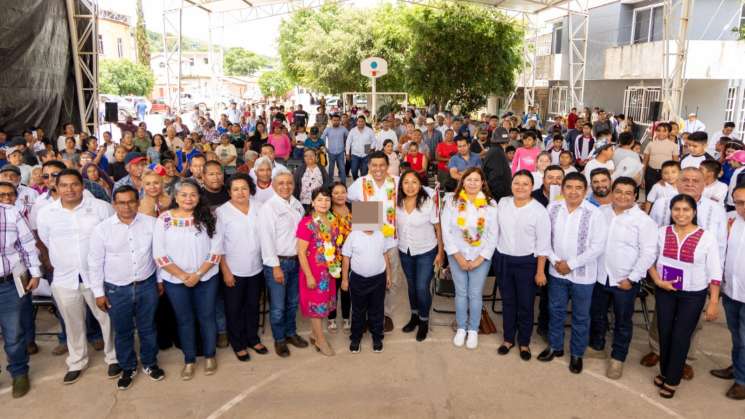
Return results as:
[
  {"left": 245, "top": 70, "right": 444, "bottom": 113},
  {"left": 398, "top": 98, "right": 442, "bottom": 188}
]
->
[
  {"left": 0, "top": 180, "right": 41, "bottom": 398},
  {"left": 0, "top": 164, "right": 38, "bottom": 219}
]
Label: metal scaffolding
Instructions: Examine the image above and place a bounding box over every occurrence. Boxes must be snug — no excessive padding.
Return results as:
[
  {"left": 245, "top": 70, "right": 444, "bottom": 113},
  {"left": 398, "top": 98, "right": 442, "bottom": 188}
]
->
[
  {"left": 661, "top": 0, "right": 692, "bottom": 122},
  {"left": 65, "top": 0, "right": 99, "bottom": 135},
  {"left": 566, "top": 0, "right": 589, "bottom": 110},
  {"left": 162, "top": 0, "right": 184, "bottom": 113},
  {"left": 521, "top": 13, "right": 537, "bottom": 113}
]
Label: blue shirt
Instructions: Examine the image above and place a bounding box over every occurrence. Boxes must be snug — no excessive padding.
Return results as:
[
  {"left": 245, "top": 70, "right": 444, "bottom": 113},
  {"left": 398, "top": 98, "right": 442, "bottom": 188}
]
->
[
  {"left": 176, "top": 148, "right": 200, "bottom": 172},
  {"left": 321, "top": 126, "right": 349, "bottom": 155},
  {"left": 447, "top": 152, "right": 482, "bottom": 172}
]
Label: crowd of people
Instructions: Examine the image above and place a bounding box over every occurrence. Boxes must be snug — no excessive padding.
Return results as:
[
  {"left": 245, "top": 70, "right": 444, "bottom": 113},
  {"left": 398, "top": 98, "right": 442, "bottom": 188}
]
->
[{"left": 0, "top": 101, "right": 743, "bottom": 406}]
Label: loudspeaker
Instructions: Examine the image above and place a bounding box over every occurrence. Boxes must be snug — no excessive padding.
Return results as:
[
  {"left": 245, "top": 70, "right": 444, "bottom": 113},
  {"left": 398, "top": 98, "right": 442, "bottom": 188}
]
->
[
  {"left": 105, "top": 102, "right": 118, "bottom": 123},
  {"left": 647, "top": 101, "right": 662, "bottom": 122}
]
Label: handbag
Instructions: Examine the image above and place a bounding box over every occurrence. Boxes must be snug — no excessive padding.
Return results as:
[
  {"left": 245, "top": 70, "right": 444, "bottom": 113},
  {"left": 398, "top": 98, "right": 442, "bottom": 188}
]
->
[{"left": 479, "top": 308, "right": 497, "bottom": 335}]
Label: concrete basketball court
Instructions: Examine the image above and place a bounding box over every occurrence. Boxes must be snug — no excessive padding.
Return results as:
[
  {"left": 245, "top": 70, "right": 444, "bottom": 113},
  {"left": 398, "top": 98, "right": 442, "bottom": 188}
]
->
[{"left": 1, "top": 278, "right": 741, "bottom": 419}]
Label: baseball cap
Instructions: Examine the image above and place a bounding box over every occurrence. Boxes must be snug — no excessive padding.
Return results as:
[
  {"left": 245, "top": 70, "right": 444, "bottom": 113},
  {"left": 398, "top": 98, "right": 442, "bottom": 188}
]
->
[
  {"left": 726, "top": 150, "right": 745, "bottom": 164},
  {"left": 0, "top": 164, "right": 21, "bottom": 176},
  {"left": 147, "top": 163, "right": 167, "bottom": 176},
  {"left": 124, "top": 152, "right": 146, "bottom": 166}
]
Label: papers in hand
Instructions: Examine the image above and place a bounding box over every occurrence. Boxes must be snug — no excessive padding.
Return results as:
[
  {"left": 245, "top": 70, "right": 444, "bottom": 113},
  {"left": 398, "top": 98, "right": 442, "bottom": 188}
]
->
[{"left": 12, "top": 263, "right": 30, "bottom": 298}]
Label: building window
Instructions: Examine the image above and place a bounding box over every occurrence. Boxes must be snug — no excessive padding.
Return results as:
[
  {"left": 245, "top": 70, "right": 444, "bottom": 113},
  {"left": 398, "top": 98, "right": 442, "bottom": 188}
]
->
[
  {"left": 631, "top": 4, "right": 664, "bottom": 44},
  {"left": 97, "top": 34, "right": 104, "bottom": 54},
  {"left": 552, "top": 22, "right": 563, "bottom": 54},
  {"left": 622, "top": 86, "right": 661, "bottom": 125},
  {"left": 116, "top": 38, "right": 123, "bottom": 58},
  {"left": 725, "top": 87, "right": 737, "bottom": 123}
]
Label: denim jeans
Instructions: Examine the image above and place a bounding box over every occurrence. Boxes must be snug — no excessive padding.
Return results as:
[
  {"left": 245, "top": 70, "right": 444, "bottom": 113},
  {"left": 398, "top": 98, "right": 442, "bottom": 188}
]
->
[
  {"left": 448, "top": 255, "right": 491, "bottom": 331},
  {"left": 328, "top": 152, "right": 346, "bottom": 185},
  {"left": 723, "top": 295, "right": 745, "bottom": 386},
  {"left": 20, "top": 293, "right": 34, "bottom": 345},
  {"left": 589, "top": 280, "right": 639, "bottom": 362},
  {"left": 0, "top": 281, "right": 28, "bottom": 377},
  {"left": 263, "top": 258, "right": 300, "bottom": 342},
  {"left": 350, "top": 155, "right": 368, "bottom": 180},
  {"left": 105, "top": 275, "right": 159, "bottom": 371},
  {"left": 548, "top": 275, "right": 594, "bottom": 357},
  {"left": 216, "top": 280, "right": 227, "bottom": 334},
  {"left": 164, "top": 275, "right": 219, "bottom": 363},
  {"left": 399, "top": 247, "right": 437, "bottom": 321}
]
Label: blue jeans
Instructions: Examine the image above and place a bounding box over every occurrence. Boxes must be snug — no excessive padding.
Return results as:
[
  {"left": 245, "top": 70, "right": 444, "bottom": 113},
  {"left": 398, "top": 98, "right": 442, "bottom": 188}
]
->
[
  {"left": 105, "top": 275, "right": 159, "bottom": 371},
  {"left": 448, "top": 255, "right": 491, "bottom": 331},
  {"left": 20, "top": 293, "right": 34, "bottom": 345},
  {"left": 723, "top": 295, "right": 745, "bottom": 385},
  {"left": 589, "top": 280, "right": 639, "bottom": 362},
  {"left": 164, "top": 275, "right": 219, "bottom": 363},
  {"left": 216, "top": 281, "right": 227, "bottom": 335},
  {"left": 399, "top": 247, "right": 436, "bottom": 321},
  {"left": 548, "top": 275, "right": 594, "bottom": 357},
  {"left": 350, "top": 154, "right": 368, "bottom": 180},
  {"left": 264, "top": 258, "right": 300, "bottom": 342},
  {"left": 328, "top": 152, "right": 346, "bottom": 184},
  {"left": 0, "top": 281, "right": 28, "bottom": 377}
]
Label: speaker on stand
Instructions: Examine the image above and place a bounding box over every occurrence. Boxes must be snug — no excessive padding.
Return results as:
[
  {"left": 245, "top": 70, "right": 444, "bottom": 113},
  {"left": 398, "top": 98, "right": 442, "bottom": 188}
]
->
[
  {"left": 104, "top": 101, "right": 118, "bottom": 139},
  {"left": 647, "top": 101, "right": 662, "bottom": 123}
]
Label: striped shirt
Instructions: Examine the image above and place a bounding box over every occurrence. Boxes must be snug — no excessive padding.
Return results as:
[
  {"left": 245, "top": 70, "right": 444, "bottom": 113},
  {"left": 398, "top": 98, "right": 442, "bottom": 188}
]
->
[{"left": 0, "top": 204, "right": 42, "bottom": 278}]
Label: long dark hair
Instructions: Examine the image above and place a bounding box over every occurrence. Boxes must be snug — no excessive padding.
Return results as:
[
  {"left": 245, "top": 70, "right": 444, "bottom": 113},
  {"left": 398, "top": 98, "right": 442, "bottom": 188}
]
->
[
  {"left": 669, "top": 193, "right": 698, "bottom": 227},
  {"left": 329, "top": 181, "right": 351, "bottom": 213},
  {"left": 397, "top": 169, "right": 429, "bottom": 210},
  {"left": 170, "top": 178, "right": 217, "bottom": 237},
  {"left": 452, "top": 167, "right": 495, "bottom": 205}
]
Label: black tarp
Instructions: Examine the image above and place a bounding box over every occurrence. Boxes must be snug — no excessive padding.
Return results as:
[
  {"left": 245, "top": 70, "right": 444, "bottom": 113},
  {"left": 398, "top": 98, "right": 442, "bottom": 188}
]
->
[{"left": 0, "top": 0, "right": 75, "bottom": 137}]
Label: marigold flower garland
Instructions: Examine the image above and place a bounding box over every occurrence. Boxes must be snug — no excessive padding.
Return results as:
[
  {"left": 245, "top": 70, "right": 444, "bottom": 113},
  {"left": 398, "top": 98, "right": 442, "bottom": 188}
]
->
[
  {"left": 314, "top": 212, "right": 342, "bottom": 278},
  {"left": 363, "top": 176, "right": 397, "bottom": 238},
  {"left": 455, "top": 190, "right": 487, "bottom": 247}
]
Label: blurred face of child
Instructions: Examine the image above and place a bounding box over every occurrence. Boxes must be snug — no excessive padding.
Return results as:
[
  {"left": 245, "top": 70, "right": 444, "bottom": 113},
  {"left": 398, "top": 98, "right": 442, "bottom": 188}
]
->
[
  {"left": 559, "top": 153, "right": 572, "bottom": 167},
  {"left": 661, "top": 165, "right": 680, "bottom": 185},
  {"left": 685, "top": 140, "right": 705, "bottom": 156}
]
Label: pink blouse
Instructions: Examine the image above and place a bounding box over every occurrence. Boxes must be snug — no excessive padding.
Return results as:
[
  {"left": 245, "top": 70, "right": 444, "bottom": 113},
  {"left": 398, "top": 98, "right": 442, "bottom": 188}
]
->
[
  {"left": 511, "top": 147, "right": 541, "bottom": 174},
  {"left": 268, "top": 134, "right": 292, "bottom": 160}
]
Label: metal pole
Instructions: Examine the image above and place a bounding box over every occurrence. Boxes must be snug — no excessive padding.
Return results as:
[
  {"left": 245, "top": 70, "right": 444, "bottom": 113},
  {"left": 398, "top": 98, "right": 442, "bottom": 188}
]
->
[
  {"left": 176, "top": 4, "right": 182, "bottom": 113},
  {"left": 671, "top": 0, "right": 692, "bottom": 120},
  {"left": 162, "top": 1, "right": 171, "bottom": 113},
  {"left": 371, "top": 77, "right": 377, "bottom": 121},
  {"left": 65, "top": 0, "right": 89, "bottom": 133}
]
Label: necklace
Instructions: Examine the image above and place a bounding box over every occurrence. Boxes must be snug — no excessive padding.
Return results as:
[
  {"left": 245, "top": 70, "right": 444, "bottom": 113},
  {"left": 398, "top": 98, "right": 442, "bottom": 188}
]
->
[
  {"left": 456, "top": 190, "right": 487, "bottom": 247},
  {"left": 363, "top": 176, "right": 397, "bottom": 237},
  {"left": 313, "top": 212, "right": 342, "bottom": 278}
]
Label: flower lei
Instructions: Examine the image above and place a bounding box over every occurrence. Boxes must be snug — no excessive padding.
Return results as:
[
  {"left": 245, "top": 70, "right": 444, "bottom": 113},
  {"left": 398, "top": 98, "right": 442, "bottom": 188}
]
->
[
  {"left": 456, "top": 190, "right": 487, "bottom": 247},
  {"left": 314, "top": 212, "right": 342, "bottom": 278},
  {"left": 363, "top": 176, "right": 397, "bottom": 238}
]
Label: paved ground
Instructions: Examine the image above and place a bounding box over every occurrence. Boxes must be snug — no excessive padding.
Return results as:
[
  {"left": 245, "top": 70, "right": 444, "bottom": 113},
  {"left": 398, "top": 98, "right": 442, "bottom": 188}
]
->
[{"left": 1, "top": 282, "right": 742, "bottom": 419}]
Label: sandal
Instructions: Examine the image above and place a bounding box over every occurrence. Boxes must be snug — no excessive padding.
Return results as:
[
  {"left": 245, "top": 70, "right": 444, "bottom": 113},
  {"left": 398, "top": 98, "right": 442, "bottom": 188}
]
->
[
  {"left": 659, "top": 383, "right": 677, "bottom": 399},
  {"left": 251, "top": 343, "right": 269, "bottom": 355}
]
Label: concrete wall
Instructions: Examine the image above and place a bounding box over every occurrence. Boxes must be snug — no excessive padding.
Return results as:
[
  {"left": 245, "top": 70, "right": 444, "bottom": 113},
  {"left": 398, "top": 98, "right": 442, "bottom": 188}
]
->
[{"left": 681, "top": 79, "right": 730, "bottom": 128}]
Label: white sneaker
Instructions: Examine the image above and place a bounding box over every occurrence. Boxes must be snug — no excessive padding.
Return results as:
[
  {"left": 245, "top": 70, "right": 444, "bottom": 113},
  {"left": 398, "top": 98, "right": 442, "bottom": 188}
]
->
[
  {"left": 453, "top": 329, "right": 467, "bottom": 347},
  {"left": 328, "top": 319, "right": 338, "bottom": 333},
  {"left": 466, "top": 331, "right": 478, "bottom": 349}
]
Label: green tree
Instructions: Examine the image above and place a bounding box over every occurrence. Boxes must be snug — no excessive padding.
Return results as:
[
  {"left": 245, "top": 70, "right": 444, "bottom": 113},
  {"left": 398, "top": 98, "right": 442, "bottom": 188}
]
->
[
  {"left": 135, "top": 0, "right": 150, "bottom": 65},
  {"left": 99, "top": 59, "right": 155, "bottom": 96},
  {"left": 258, "top": 70, "right": 293, "bottom": 98},
  {"left": 223, "top": 47, "right": 268, "bottom": 76}
]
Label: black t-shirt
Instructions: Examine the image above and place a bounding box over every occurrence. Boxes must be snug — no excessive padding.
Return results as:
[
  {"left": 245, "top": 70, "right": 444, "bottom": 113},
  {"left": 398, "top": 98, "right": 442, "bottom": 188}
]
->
[
  {"left": 203, "top": 186, "right": 229, "bottom": 211},
  {"left": 531, "top": 188, "right": 549, "bottom": 207},
  {"left": 293, "top": 110, "right": 309, "bottom": 127},
  {"left": 470, "top": 140, "right": 489, "bottom": 155},
  {"left": 108, "top": 161, "right": 128, "bottom": 181}
]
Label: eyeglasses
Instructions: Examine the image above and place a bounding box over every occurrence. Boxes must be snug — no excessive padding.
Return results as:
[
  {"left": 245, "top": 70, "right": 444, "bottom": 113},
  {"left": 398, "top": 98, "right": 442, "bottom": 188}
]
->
[{"left": 41, "top": 173, "right": 60, "bottom": 179}]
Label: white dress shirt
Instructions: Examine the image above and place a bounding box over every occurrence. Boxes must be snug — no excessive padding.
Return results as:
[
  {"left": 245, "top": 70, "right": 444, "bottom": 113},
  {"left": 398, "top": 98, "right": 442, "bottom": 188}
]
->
[
  {"left": 441, "top": 194, "right": 498, "bottom": 262},
  {"left": 727, "top": 166, "right": 745, "bottom": 206},
  {"left": 547, "top": 200, "right": 607, "bottom": 284},
  {"left": 723, "top": 215, "right": 745, "bottom": 302},
  {"left": 650, "top": 196, "right": 727, "bottom": 261},
  {"left": 88, "top": 213, "right": 158, "bottom": 298},
  {"left": 655, "top": 226, "right": 721, "bottom": 292},
  {"left": 342, "top": 230, "right": 394, "bottom": 277},
  {"left": 251, "top": 183, "right": 276, "bottom": 205},
  {"left": 345, "top": 126, "right": 376, "bottom": 157},
  {"left": 703, "top": 181, "right": 729, "bottom": 204},
  {"left": 396, "top": 197, "right": 439, "bottom": 256},
  {"left": 683, "top": 119, "right": 706, "bottom": 134},
  {"left": 646, "top": 182, "right": 677, "bottom": 204},
  {"left": 29, "top": 189, "right": 94, "bottom": 230},
  {"left": 152, "top": 210, "right": 222, "bottom": 284},
  {"left": 597, "top": 205, "right": 658, "bottom": 286},
  {"left": 215, "top": 201, "right": 263, "bottom": 277},
  {"left": 347, "top": 175, "right": 400, "bottom": 246},
  {"left": 496, "top": 197, "right": 551, "bottom": 258},
  {"left": 258, "top": 194, "right": 304, "bottom": 267},
  {"left": 37, "top": 195, "right": 114, "bottom": 289},
  {"left": 374, "top": 128, "right": 398, "bottom": 151}
]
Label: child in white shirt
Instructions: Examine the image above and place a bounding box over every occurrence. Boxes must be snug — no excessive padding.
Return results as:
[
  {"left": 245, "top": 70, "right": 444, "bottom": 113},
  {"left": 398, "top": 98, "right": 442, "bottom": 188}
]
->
[
  {"left": 700, "top": 160, "right": 728, "bottom": 204},
  {"left": 341, "top": 229, "right": 392, "bottom": 353},
  {"left": 645, "top": 160, "right": 680, "bottom": 212}
]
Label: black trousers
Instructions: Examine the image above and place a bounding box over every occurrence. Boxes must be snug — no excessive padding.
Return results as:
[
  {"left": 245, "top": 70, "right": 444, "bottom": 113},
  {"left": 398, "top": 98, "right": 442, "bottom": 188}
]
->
[
  {"left": 329, "top": 279, "right": 351, "bottom": 320},
  {"left": 224, "top": 273, "right": 263, "bottom": 351},
  {"left": 495, "top": 253, "right": 537, "bottom": 346},
  {"left": 644, "top": 167, "right": 662, "bottom": 195},
  {"left": 656, "top": 287, "right": 707, "bottom": 386},
  {"left": 155, "top": 292, "right": 180, "bottom": 350},
  {"left": 537, "top": 262, "right": 550, "bottom": 333},
  {"left": 350, "top": 271, "right": 386, "bottom": 343}
]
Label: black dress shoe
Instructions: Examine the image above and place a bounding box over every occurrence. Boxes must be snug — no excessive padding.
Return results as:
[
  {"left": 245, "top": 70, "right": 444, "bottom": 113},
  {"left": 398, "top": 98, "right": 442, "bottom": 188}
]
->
[
  {"left": 519, "top": 348, "right": 532, "bottom": 361},
  {"left": 415, "top": 320, "right": 429, "bottom": 342},
  {"left": 537, "top": 347, "right": 563, "bottom": 362},
  {"left": 569, "top": 356, "right": 583, "bottom": 374},
  {"left": 251, "top": 343, "right": 269, "bottom": 355},
  {"left": 63, "top": 370, "right": 82, "bottom": 385},
  {"left": 497, "top": 344, "right": 513, "bottom": 356},
  {"left": 402, "top": 314, "right": 419, "bottom": 333},
  {"left": 710, "top": 365, "right": 734, "bottom": 380},
  {"left": 286, "top": 335, "right": 309, "bottom": 348},
  {"left": 107, "top": 363, "right": 123, "bottom": 379},
  {"left": 275, "top": 341, "right": 290, "bottom": 358},
  {"left": 235, "top": 351, "right": 251, "bottom": 362}
]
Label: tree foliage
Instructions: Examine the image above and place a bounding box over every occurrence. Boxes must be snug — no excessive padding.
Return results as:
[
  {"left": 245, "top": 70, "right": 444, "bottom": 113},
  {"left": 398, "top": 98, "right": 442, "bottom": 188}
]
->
[
  {"left": 99, "top": 59, "right": 155, "bottom": 96},
  {"left": 258, "top": 70, "right": 293, "bottom": 98},
  {"left": 135, "top": 0, "right": 150, "bottom": 66},
  {"left": 223, "top": 47, "right": 269, "bottom": 76},
  {"left": 277, "top": 2, "right": 523, "bottom": 112}
]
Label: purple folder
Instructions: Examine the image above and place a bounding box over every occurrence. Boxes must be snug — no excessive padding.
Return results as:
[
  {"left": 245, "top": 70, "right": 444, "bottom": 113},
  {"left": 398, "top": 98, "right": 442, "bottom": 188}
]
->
[{"left": 661, "top": 265, "right": 684, "bottom": 290}]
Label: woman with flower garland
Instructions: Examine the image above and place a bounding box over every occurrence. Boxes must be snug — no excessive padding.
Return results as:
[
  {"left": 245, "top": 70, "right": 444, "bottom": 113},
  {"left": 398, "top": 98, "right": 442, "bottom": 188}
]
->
[
  {"left": 296, "top": 186, "right": 342, "bottom": 356},
  {"left": 441, "top": 167, "right": 498, "bottom": 349},
  {"left": 328, "top": 182, "right": 352, "bottom": 333}
]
